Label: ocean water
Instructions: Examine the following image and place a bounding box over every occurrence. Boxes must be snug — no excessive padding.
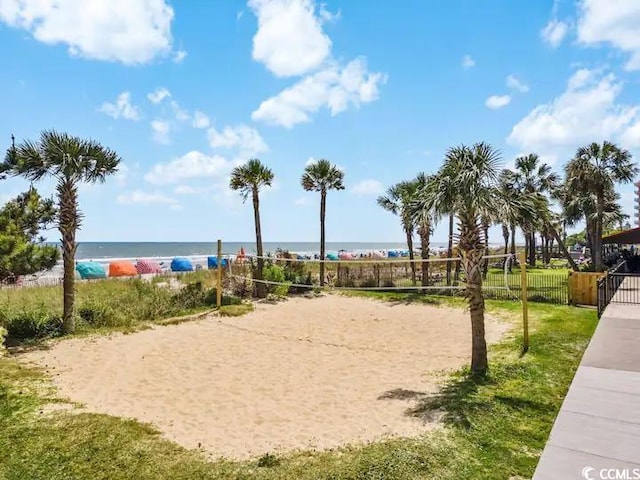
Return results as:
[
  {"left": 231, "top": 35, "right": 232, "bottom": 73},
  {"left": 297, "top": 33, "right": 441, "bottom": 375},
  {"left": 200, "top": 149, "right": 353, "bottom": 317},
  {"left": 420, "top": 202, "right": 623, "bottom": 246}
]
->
[{"left": 72, "top": 242, "right": 449, "bottom": 260}]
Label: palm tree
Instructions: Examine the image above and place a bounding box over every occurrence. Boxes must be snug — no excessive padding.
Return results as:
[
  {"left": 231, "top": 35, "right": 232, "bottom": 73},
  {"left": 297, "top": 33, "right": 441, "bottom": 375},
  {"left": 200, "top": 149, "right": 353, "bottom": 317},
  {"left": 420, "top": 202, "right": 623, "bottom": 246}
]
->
[
  {"left": 0, "top": 130, "right": 121, "bottom": 333},
  {"left": 511, "top": 154, "right": 560, "bottom": 266},
  {"left": 230, "top": 158, "right": 274, "bottom": 298},
  {"left": 414, "top": 142, "right": 516, "bottom": 376},
  {"left": 565, "top": 142, "right": 637, "bottom": 271},
  {"left": 561, "top": 184, "right": 627, "bottom": 267},
  {"left": 301, "top": 159, "right": 345, "bottom": 286},
  {"left": 378, "top": 181, "right": 419, "bottom": 285},
  {"left": 498, "top": 170, "right": 519, "bottom": 260},
  {"left": 413, "top": 173, "right": 434, "bottom": 287}
]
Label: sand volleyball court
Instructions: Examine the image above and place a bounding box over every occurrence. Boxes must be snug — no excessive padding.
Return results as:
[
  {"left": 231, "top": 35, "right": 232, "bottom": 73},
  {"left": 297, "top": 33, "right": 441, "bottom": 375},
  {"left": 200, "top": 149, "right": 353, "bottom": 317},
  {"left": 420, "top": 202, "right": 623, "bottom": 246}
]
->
[{"left": 21, "top": 295, "right": 506, "bottom": 459}]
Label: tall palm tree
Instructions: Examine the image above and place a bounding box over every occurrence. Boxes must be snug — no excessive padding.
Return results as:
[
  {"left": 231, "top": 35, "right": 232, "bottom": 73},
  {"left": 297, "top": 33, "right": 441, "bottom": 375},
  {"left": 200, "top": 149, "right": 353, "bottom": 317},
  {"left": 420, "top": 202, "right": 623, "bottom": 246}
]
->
[
  {"left": 378, "top": 181, "right": 419, "bottom": 285},
  {"left": 230, "top": 159, "right": 274, "bottom": 298},
  {"left": 0, "top": 130, "right": 121, "bottom": 333},
  {"left": 565, "top": 142, "right": 637, "bottom": 271},
  {"left": 511, "top": 154, "right": 560, "bottom": 266},
  {"left": 301, "top": 159, "right": 345, "bottom": 286},
  {"left": 413, "top": 173, "right": 434, "bottom": 287},
  {"left": 414, "top": 142, "right": 518, "bottom": 376}
]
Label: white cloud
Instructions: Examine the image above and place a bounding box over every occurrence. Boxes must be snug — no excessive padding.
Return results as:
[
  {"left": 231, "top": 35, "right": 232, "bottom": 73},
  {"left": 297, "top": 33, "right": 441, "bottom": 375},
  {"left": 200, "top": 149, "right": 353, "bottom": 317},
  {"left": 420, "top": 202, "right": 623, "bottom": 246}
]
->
[
  {"left": 114, "top": 164, "right": 130, "bottom": 187},
  {"left": 174, "top": 185, "right": 202, "bottom": 195},
  {"left": 116, "top": 190, "right": 180, "bottom": 207},
  {"left": 208, "top": 125, "right": 268, "bottom": 156},
  {"left": 99, "top": 92, "right": 140, "bottom": 120},
  {"left": 506, "top": 74, "right": 529, "bottom": 93},
  {"left": 351, "top": 179, "right": 384, "bottom": 196},
  {"left": 151, "top": 120, "right": 171, "bottom": 144},
  {"left": 577, "top": 0, "right": 640, "bottom": 70},
  {"left": 293, "top": 196, "right": 309, "bottom": 206},
  {"left": 173, "top": 49, "right": 187, "bottom": 63},
  {"left": 461, "top": 54, "right": 475, "bottom": 69},
  {"left": 0, "top": 0, "right": 175, "bottom": 64},
  {"left": 147, "top": 87, "right": 171, "bottom": 104},
  {"left": 252, "top": 57, "right": 386, "bottom": 128},
  {"left": 171, "top": 100, "right": 189, "bottom": 122},
  {"left": 144, "top": 150, "right": 232, "bottom": 185},
  {"left": 248, "top": 0, "right": 332, "bottom": 77},
  {"left": 541, "top": 19, "right": 568, "bottom": 48},
  {"left": 508, "top": 68, "right": 640, "bottom": 156},
  {"left": 485, "top": 95, "right": 512, "bottom": 109},
  {"left": 192, "top": 111, "right": 210, "bottom": 129}
]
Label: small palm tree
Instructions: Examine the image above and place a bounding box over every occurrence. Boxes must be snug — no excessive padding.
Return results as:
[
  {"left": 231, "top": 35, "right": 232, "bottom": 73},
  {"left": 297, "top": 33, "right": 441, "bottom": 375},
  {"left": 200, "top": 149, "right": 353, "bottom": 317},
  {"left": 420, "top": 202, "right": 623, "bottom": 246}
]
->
[
  {"left": 511, "top": 154, "right": 559, "bottom": 266},
  {"left": 414, "top": 142, "right": 515, "bottom": 376},
  {"left": 1, "top": 130, "right": 121, "bottom": 333},
  {"left": 413, "top": 173, "right": 434, "bottom": 287},
  {"left": 378, "top": 181, "right": 419, "bottom": 285},
  {"left": 565, "top": 141, "right": 637, "bottom": 271},
  {"left": 301, "top": 159, "right": 344, "bottom": 286},
  {"left": 230, "top": 158, "right": 274, "bottom": 297}
]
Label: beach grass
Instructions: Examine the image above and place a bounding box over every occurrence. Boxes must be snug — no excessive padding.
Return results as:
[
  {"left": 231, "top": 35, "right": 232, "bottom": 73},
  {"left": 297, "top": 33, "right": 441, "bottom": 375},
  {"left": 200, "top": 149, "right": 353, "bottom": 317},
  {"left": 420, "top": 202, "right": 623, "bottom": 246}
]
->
[
  {"left": 0, "top": 271, "right": 242, "bottom": 343},
  {"left": 0, "top": 296, "right": 597, "bottom": 479}
]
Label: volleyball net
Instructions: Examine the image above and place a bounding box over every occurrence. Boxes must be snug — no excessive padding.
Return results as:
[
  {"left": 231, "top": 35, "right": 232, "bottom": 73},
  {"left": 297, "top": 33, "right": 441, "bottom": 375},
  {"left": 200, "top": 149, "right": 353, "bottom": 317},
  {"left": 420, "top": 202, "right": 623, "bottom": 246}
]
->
[{"left": 224, "top": 252, "right": 528, "bottom": 300}]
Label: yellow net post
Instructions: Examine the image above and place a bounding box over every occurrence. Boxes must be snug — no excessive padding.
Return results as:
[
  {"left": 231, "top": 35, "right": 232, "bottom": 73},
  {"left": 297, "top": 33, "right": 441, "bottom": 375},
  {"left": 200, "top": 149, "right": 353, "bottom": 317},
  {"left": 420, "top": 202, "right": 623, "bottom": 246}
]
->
[
  {"left": 519, "top": 252, "right": 529, "bottom": 352},
  {"left": 216, "top": 240, "right": 222, "bottom": 308}
]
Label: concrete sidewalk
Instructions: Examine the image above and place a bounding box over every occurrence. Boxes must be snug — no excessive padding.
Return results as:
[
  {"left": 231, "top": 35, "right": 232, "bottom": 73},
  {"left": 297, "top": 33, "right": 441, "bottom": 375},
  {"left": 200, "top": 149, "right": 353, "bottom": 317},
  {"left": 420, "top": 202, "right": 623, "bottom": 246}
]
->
[{"left": 533, "top": 294, "right": 640, "bottom": 479}]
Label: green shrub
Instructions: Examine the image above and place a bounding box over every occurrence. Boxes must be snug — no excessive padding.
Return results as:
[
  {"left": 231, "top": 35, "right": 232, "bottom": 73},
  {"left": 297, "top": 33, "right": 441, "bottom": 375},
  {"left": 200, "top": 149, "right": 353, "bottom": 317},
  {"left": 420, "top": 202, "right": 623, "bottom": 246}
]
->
[
  {"left": 77, "top": 302, "right": 112, "bottom": 327},
  {"left": 172, "top": 282, "right": 206, "bottom": 309},
  {"left": 230, "top": 277, "right": 251, "bottom": 298},
  {"left": 222, "top": 295, "right": 242, "bottom": 306},
  {"left": 263, "top": 264, "right": 289, "bottom": 295},
  {"left": 5, "top": 313, "right": 63, "bottom": 340},
  {"left": 0, "top": 326, "right": 6, "bottom": 354},
  {"left": 359, "top": 278, "right": 378, "bottom": 288},
  {"left": 336, "top": 278, "right": 356, "bottom": 288},
  {"left": 203, "top": 288, "right": 242, "bottom": 307}
]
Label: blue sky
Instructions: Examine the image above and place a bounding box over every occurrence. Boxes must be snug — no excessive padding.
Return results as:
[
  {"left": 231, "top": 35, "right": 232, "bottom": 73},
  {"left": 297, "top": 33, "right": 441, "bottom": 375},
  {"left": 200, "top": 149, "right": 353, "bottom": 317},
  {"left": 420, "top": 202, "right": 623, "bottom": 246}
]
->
[{"left": 1, "top": 0, "right": 639, "bottom": 244}]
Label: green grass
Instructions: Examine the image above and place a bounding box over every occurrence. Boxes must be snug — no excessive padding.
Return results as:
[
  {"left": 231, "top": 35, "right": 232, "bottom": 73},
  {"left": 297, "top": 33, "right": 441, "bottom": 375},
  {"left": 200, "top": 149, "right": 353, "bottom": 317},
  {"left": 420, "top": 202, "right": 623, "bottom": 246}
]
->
[
  {"left": 0, "top": 294, "right": 597, "bottom": 479},
  {"left": 0, "top": 272, "right": 245, "bottom": 343}
]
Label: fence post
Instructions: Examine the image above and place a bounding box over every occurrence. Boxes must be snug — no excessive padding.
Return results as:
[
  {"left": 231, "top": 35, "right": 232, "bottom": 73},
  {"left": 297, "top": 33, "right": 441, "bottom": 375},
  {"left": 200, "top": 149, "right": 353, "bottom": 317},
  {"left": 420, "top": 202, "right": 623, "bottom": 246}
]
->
[
  {"left": 216, "top": 239, "right": 222, "bottom": 308},
  {"left": 519, "top": 252, "right": 529, "bottom": 352}
]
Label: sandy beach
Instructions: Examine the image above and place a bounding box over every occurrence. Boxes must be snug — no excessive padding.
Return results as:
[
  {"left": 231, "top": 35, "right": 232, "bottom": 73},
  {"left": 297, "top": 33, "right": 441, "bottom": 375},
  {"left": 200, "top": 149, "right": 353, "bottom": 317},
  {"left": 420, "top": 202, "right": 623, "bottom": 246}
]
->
[{"left": 21, "top": 295, "right": 508, "bottom": 459}]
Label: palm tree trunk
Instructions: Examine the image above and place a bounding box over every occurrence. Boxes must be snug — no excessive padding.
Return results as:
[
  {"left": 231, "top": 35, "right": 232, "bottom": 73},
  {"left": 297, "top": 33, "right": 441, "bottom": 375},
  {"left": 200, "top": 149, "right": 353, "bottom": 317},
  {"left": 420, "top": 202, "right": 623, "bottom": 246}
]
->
[
  {"left": 594, "top": 191, "right": 604, "bottom": 271},
  {"left": 405, "top": 227, "right": 416, "bottom": 286},
  {"left": 252, "top": 189, "right": 265, "bottom": 298},
  {"left": 528, "top": 232, "right": 536, "bottom": 266},
  {"left": 547, "top": 222, "right": 578, "bottom": 271},
  {"left": 509, "top": 224, "right": 516, "bottom": 273},
  {"left": 446, "top": 214, "right": 454, "bottom": 286},
  {"left": 482, "top": 222, "right": 490, "bottom": 279},
  {"left": 502, "top": 224, "right": 509, "bottom": 255},
  {"left": 459, "top": 214, "right": 488, "bottom": 376},
  {"left": 58, "top": 179, "right": 78, "bottom": 334},
  {"left": 319, "top": 190, "right": 326, "bottom": 286},
  {"left": 419, "top": 223, "right": 429, "bottom": 287}
]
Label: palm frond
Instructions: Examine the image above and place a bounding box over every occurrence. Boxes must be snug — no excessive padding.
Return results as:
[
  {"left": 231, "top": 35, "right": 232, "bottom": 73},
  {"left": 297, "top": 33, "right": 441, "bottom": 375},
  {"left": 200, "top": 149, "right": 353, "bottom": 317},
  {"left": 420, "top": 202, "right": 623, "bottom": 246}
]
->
[{"left": 301, "top": 158, "right": 345, "bottom": 192}]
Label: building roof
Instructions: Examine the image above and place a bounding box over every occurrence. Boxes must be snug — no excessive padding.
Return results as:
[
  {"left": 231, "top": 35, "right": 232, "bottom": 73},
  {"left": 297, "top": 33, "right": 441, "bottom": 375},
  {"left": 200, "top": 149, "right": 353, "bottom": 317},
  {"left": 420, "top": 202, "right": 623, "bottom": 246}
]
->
[{"left": 602, "top": 227, "right": 640, "bottom": 245}]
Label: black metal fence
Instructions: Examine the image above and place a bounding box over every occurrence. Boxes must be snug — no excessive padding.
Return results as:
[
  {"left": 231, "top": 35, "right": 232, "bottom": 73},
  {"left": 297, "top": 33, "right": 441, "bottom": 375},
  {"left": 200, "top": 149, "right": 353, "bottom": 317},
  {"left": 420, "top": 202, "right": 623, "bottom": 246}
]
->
[{"left": 597, "top": 261, "right": 640, "bottom": 317}]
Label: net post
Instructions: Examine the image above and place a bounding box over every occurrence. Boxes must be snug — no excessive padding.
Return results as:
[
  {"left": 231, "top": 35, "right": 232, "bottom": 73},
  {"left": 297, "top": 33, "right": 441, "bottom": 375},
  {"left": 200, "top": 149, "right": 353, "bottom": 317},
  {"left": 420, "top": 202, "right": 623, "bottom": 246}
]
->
[
  {"left": 216, "top": 239, "right": 222, "bottom": 308},
  {"left": 519, "top": 252, "right": 529, "bottom": 352}
]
